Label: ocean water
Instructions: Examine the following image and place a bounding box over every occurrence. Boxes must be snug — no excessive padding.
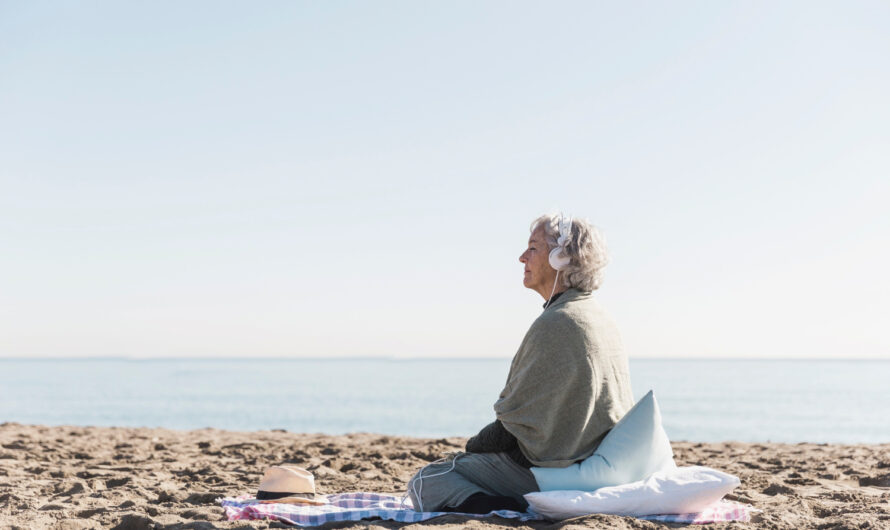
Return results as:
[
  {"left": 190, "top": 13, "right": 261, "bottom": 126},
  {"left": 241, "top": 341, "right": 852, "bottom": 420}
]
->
[{"left": 0, "top": 358, "right": 887, "bottom": 444}]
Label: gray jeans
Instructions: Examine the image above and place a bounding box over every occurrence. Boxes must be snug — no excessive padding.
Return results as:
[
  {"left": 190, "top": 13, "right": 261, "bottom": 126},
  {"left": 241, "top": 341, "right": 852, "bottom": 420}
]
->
[{"left": 406, "top": 452, "right": 539, "bottom": 512}]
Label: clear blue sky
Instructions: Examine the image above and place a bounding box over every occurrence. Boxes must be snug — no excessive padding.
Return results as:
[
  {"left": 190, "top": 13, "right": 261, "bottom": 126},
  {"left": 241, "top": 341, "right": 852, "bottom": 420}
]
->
[{"left": 1, "top": 1, "right": 888, "bottom": 358}]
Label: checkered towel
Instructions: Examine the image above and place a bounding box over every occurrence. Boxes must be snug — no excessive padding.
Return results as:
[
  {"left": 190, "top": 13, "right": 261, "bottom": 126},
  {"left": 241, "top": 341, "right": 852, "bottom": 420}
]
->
[
  {"left": 220, "top": 493, "right": 753, "bottom": 526},
  {"left": 220, "top": 493, "right": 539, "bottom": 525},
  {"left": 640, "top": 500, "right": 754, "bottom": 523}
]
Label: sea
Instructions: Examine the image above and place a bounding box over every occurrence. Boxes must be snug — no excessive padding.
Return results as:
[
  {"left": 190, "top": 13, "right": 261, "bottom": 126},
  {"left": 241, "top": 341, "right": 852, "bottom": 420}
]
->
[{"left": 1, "top": 358, "right": 887, "bottom": 444}]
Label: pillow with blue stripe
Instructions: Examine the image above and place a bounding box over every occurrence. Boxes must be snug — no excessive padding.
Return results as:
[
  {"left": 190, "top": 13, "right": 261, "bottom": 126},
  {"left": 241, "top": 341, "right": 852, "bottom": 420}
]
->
[{"left": 531, "top": 390, "right": 675, "bottom": 492}]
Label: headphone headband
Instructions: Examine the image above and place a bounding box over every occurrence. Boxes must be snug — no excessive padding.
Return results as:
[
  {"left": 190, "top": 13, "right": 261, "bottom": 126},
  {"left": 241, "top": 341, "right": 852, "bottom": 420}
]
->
[{"left": 557, "top": 215, "right": 573, "bottom": 246}]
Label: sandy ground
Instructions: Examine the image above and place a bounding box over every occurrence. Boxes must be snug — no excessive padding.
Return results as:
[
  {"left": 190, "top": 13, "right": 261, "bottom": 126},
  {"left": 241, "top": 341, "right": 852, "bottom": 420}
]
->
[{"left": 1, "top": 423, "right": 889, "bottom": 529}]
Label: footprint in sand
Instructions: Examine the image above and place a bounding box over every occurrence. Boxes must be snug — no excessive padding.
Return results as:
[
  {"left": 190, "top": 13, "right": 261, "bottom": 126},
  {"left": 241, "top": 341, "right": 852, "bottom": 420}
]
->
[
  {"left": 858, "top": 474, "right": 890, "bottom": 487},
  {"left": 763, "top": 483, "right": 796, "bottom": 496}
]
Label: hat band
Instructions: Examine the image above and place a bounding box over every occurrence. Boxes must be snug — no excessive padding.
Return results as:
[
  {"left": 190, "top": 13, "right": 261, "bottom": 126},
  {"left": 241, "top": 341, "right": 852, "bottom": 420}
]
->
[{"left": 257, "top": 490, "right": 315, "bottom": 500}]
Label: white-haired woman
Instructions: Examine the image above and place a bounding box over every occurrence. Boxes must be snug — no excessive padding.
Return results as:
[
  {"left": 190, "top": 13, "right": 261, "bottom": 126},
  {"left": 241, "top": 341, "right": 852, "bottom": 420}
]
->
[{"left": 407, "top": 214, "right": 634, "bottom": 514}]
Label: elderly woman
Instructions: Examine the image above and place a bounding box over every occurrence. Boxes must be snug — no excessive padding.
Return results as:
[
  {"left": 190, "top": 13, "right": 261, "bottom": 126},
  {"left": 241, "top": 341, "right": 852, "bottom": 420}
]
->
[{"left": 407, "top": 213, "right": 634, "bottom": 514}]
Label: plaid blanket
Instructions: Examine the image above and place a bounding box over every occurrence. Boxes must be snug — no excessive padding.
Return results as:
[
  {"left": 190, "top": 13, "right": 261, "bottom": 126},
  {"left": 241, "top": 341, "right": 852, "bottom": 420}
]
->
[
  {"left": 640, "top": 500, "right": 754, "bottom": 523},
  {"left": 220, "top": 493, "right": 539, "bottom": 525},
  {"left": 220, "top": 493, "right": 754, "bottom": 526}
]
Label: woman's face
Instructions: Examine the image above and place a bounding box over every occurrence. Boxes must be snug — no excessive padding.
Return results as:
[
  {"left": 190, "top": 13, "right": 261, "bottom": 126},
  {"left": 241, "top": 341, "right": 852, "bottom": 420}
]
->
[{"left": 519, "top": 227, "right": 558, "bottom": 298}]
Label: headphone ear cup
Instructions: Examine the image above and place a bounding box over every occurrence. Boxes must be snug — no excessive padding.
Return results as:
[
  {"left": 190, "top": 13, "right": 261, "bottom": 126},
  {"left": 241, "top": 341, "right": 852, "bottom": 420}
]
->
[{"left": 549, "top": 247, "right": 570, "bottom": 271}]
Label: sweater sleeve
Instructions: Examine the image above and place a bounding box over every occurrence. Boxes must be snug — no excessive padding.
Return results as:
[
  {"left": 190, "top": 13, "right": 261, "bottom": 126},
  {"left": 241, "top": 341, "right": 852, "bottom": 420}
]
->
[
  {"left": 465, "top": 420, "right": 517, "bottom": 453},
  {"left": 465, "top": 420, "right": 533, "bottom": 468}
]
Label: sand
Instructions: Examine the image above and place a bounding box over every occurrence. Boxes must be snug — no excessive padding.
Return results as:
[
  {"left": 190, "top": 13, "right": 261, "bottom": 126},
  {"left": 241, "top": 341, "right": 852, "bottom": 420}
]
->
[{"left": 1, "top": 423, "right": 889, "bottom": 529}]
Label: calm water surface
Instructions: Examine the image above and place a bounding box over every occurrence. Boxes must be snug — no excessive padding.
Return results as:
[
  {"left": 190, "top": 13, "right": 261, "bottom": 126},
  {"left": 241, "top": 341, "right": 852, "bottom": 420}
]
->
[{"left": 0, "top": 358, "right": 887, "bottom": 443}]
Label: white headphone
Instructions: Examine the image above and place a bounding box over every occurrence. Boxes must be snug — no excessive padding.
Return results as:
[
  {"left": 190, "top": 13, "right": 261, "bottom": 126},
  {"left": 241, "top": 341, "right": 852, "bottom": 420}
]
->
[
  {"left": 548, "top": 215, "right": 573, "bottom": 271},
  {"left": 544, "top": 214, "right": 572, "bottom": 309}
]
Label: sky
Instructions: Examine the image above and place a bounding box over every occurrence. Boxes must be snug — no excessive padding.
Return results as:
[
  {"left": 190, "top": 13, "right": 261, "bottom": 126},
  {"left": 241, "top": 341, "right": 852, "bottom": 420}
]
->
[{"left": 1, "top": 1, "right": 888, "bottom": 359}]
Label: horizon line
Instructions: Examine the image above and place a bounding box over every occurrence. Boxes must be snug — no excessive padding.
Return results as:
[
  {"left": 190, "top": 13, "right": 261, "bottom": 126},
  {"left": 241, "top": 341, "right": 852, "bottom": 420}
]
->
[{"left": 0, "top": 355, "right": 888, "bottom": 362}]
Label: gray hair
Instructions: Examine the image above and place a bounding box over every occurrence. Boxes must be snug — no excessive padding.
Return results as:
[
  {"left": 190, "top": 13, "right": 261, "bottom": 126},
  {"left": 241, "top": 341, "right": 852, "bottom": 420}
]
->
[{"left": 530, "top": 213, "right": 610, "bottom": 291}]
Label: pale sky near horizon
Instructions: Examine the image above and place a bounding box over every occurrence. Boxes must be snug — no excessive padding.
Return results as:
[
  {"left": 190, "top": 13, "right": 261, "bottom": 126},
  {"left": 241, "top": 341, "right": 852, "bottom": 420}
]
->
[{"left": 1, "top": 1, "right": 888, "bottom": 359}]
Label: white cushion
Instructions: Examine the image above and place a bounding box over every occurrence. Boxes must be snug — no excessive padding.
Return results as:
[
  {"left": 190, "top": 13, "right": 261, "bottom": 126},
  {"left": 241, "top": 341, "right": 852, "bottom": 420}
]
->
[
  {"left": 531, "top": 390, "right": 675, "bottom": 492},
  {"left": 524, "top": 466, "right": 741, "bottom": 519}
]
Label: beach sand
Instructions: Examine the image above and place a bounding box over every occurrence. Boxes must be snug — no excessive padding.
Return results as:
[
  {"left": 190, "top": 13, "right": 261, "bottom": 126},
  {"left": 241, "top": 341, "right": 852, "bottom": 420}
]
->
[{"left": 1, "top": 423, "right": 888, "bottom": 529}]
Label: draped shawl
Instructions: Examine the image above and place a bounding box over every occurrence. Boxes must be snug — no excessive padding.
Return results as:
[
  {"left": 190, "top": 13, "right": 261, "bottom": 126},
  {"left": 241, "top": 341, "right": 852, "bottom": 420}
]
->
[{"left": 493, "top": 289, "right": 634, "bottom": 468}]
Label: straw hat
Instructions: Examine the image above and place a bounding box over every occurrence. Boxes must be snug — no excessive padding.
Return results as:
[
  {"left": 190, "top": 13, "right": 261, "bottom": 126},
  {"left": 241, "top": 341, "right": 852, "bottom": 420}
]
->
[{"left": 249, "top": 465, "right": 327, "bottom": 505}]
